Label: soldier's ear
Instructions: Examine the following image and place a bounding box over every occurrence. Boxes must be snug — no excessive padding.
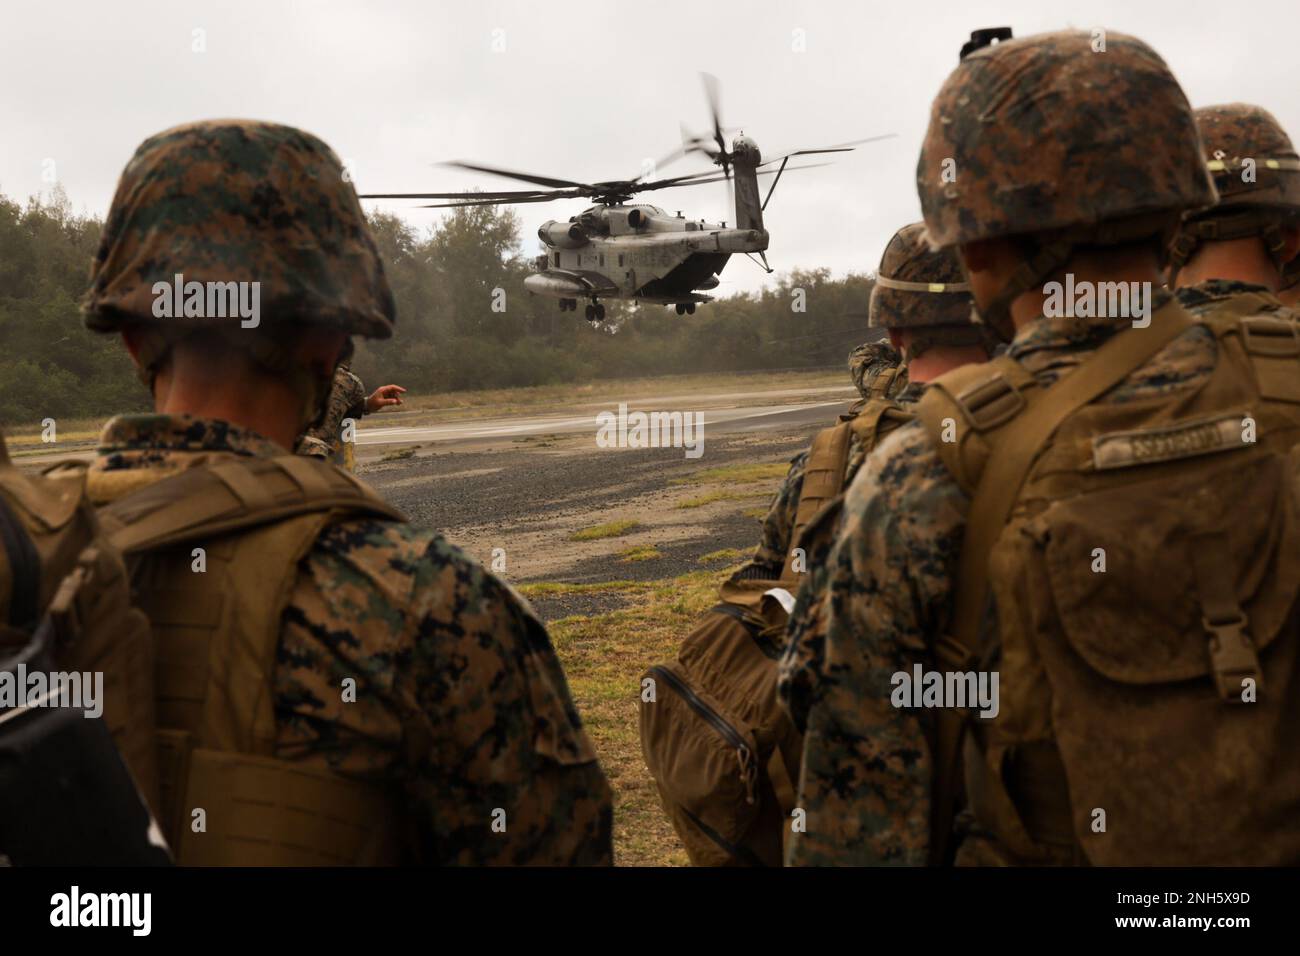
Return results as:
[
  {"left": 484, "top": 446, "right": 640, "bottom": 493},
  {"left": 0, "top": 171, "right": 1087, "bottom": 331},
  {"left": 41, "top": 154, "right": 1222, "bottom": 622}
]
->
[
  {"left": 120, "top": 326, "right": 144, "bottom": 369},
  {"left": 1279, "top": 224, "right": 1300, "bottom": 271},
  {"left": 958, "top": 239, "right": 1000, "bottom": 274}
]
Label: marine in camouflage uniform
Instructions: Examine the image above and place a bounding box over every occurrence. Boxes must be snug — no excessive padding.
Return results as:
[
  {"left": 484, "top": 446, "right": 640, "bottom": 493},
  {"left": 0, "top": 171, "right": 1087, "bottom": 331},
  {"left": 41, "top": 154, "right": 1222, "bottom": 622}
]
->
[
  {"left": 733, "top": 340, "right": 907, "bottom": 582},
  {"left": 1170, "top": 104, "right": 1300, "bottom": 322},
  {"left": 296, "top": 361, "right": 367, "bottom": 462},
  {"left": 777, "top": 223, "right": 987, "bottom": 737},
  {"left": 81, "top": 120, "right": 612, "bottom": 865},
  {"left": 789, "top": 31, "right": 1228, "bottom": 866},
  {"left": 639, "top": 233, "right": 974, "bottom": 867}
]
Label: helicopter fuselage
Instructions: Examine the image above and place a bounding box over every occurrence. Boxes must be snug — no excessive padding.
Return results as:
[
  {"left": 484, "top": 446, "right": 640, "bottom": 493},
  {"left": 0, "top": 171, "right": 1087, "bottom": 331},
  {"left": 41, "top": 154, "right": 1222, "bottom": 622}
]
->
[{"left": 524, "top": 204, "right": 768, "bottom": 306}]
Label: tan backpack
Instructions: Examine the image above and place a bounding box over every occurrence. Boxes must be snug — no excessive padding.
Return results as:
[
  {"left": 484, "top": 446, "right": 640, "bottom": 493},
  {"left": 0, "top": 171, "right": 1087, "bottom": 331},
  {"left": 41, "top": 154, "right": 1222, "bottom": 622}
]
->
[
  {"left": 0, "top": 432, "right": 166, "bottom": 864},
  {"left": 640, "top": 386, "right": 914, "bottom": 866},
  {"left": 916, "top": 302, "right": 1300, "bottom": 865},
  {"left": 78, "top": 452, "right": 412, "bottom": 865}
]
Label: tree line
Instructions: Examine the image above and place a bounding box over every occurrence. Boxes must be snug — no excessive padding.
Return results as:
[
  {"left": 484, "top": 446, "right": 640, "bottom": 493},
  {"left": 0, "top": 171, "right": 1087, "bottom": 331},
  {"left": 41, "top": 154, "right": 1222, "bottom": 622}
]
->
[{"left": 0, "top": 187, "right": 876, "bottom": 429}]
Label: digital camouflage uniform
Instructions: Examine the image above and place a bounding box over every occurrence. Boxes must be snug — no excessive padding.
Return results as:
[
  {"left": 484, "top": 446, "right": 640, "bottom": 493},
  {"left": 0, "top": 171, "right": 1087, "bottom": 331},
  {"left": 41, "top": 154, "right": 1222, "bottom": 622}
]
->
[
  {"left": 775, "top": 379, "right": 924, "bottom": 733},
  {"left": 81, "top": 120, "right": 612, "bottom": 865},
  {"left": 789, "top": 31, "right": 1225, "bottom": 866},
  {"left": 83, "top": 413, "right": 610, "bottom": 864},
  {"left": 1177, "top": 278, "right": 1294, "bottom": 316},
  {"left": 734, "top": 340, "right": 905, "bottom": 582},
  {"left": 789, "top": 291, "right": 1223, "bottom": 865},
  {"left": 296, "top": 363, "right": 367, "bottom": 462},
  {"left": 778, "top": 223, "right": 981, "bottom": 737}
]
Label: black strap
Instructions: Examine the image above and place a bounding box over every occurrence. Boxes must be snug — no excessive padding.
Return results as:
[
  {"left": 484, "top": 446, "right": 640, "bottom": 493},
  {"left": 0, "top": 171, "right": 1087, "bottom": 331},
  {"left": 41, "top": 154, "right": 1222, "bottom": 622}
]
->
[
  {"left": 709, "top": 602, "right": 763, "bottom": 638},
  {"left": 0, "top": 494, "right": 41, "bottom": 631}
]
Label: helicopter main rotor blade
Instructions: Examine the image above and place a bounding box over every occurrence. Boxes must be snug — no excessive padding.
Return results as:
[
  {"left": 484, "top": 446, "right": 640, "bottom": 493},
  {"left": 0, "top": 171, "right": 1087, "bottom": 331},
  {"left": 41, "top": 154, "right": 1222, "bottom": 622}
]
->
[
  {"left": 416, "top": 192, "right": 586, "bottom": 209},
  {"left": 361, "top": 189, "right": 558, "bottom": 201},
  {"left": 759, "top": 133, "right": 898, "bottom": 167},
  {"left": 634, "top": 162, "right": 830, "bottom": 192},
  {"left": 634, "top": 166, "right": 748, "bottom": 190},
  {"left": 635, "top": 126, "right": 710, "bottom": 183},
  {"left": 700, "top": 72, "right": 726, "bottom": 156},
  {"left": 409, "top": 162, "right": 831, "bottom": 208},
  {"left": 438, "top": 160, "right": 595, "bottom": 191}
]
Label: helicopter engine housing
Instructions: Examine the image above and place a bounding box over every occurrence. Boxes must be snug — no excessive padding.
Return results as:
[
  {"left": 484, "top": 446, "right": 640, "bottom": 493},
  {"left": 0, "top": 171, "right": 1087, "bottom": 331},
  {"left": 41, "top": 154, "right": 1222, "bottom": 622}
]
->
[{"left": 539, "top": 220, "right": 588, "bottom": 249}]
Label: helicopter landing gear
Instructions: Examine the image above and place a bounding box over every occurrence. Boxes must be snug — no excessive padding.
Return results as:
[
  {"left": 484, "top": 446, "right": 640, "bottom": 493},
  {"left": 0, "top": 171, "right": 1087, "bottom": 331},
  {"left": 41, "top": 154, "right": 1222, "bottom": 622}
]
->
[
  {"left": 585, "top": 301, "right": 605, "bottom": 321},
  {"left": 674, "top": 302, "right": 696, "bottom": 315}
]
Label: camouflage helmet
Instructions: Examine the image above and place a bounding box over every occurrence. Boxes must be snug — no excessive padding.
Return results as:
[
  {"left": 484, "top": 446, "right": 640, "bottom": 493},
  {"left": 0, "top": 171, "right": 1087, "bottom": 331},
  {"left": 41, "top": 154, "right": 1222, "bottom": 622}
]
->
[
  {"left": 1169, "top": 104, "right": 1300, "bottom": 270},
  {"left": 917, "top": 30, "right": 1216, "bottom": 339},
  {"left": 868, "top": 222, "right": 987, "bottom": 358},
  {"left": 869, "top": 222, "right": 973, "bottom": 328},
  {"left": 82, "top": 120, "right": 394, "bottom": 339}
]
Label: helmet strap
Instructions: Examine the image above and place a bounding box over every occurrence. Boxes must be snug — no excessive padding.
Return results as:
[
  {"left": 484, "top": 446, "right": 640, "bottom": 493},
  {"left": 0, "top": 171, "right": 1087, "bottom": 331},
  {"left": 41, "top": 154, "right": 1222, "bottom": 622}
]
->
[
  {"left": 1168, "top": 208, "right": 1294, "bottom": 276},
  {"left": 979, "top": 214, "right": 1179, "bottom": 339},
  {"left": 969, "top": 237, "right": 1075, "bottom": 343}
]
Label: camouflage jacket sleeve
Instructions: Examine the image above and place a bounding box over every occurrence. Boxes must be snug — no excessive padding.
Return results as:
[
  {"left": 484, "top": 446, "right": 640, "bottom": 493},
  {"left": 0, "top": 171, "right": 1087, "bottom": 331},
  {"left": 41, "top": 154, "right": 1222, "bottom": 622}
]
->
[
  {"left": 340, "top": 368, "right": 367, "bottom": 422},
  {"left": 280, "top": 520, "right": 613, "bottom": 865},
  {"left": 299, "top": 366, "right": 367, "bottom": 446},
  {"left": 777, "top": 495, "right": 845, "bottom": 734},
  {"left": 787, "top": 420, "right": 968, "bottom": 866},
  {"left": 778, "top": 393, "right": 920, "bottom": 734},
  {"left": 731, "top": 450, "right": 808, "bottom": 581}
]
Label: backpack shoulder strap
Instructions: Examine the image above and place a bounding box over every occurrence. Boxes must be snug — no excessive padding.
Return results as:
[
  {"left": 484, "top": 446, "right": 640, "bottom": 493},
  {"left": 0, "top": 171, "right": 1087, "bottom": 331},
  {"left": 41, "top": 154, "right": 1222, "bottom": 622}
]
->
[
  {"left": 1205, "top": 307, "right": 1300, "bottom": 405},
  {"left": 867, "top": 364, "right": 905, "bottom": 401},
  {"left": 850, "top": 394, "right": 915, "bottom": 454},
  {"left": 915, "top": 358, "right": 1042, "bottom": 496},
  {"left": 918, "top": 302, "right": 1195, "bottom": 865},
  {"left": 780, "top": 397, "right": 917, "bottom": 581},
  {"left": 99, "top": 454, "right": 405, "bottom": 554},
  {"left": 0, "top": 486, "right": 41, "bottom": 631},
  {"left": 780, "top": 420, "right": 854, "bottom": 580}
]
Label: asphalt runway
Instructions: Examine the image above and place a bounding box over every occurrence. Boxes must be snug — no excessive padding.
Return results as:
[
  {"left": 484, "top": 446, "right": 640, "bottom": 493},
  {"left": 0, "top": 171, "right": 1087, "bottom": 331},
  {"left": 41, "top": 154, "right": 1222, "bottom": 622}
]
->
[{"left": 356, "top": 397, "right": 852, "bottom": 448}]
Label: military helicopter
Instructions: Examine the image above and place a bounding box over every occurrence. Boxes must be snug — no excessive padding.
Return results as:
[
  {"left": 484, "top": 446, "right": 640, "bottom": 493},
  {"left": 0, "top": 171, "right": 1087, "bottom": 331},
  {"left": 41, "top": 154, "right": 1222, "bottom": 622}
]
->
[{"left": 360, "top": 77, "right": 892, "bottom": 321}]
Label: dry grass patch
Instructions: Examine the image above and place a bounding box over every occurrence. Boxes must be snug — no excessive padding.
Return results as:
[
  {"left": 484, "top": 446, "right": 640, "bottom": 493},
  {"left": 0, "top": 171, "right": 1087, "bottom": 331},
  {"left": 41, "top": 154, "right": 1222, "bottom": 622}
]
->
[
  {"left": 676, "top": 489, "right": 770, "bottom": 510},
  {"left": 618, "top": 546, "right": 662, "bottom": 563},
  {"left": 698, "top": 547, "right": 748, "bottom": 564},
  {"left": 517, "top": 580, "right": 653, "bottom": 598},
  {"left": 569, "top": 519, "right": 641, "bottom": 541},
  {"left": 670, "top": 461, "right": 790, "bottom": 486}
]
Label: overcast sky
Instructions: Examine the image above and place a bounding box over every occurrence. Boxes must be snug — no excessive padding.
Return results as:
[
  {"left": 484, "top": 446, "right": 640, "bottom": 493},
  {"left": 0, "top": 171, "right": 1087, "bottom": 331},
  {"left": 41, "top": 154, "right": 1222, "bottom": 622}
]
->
[{"left": 3, "top": 0, "right": 1297, "bottom": 297}]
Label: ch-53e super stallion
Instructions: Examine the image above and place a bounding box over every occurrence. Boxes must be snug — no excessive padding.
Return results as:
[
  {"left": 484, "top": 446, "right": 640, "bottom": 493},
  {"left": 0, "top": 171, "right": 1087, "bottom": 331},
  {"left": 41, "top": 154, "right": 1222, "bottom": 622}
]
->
[{"left": 361, "top": 76, "right": 892, "bottom": 321}]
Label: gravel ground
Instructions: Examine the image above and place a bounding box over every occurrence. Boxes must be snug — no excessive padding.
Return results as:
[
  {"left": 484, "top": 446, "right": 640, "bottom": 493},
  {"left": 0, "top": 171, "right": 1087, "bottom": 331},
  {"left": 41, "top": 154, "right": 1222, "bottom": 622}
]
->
[{"left": 359, "top": 415, "right": 837, "bottom": 620}]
